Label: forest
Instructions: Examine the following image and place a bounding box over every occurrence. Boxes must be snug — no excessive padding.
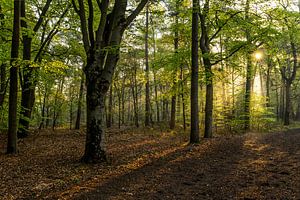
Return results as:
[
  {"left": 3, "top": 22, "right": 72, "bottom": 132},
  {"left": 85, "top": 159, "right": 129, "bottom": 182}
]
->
[{"left": 0, "top": 0, "right": 300, "bottom": 199}]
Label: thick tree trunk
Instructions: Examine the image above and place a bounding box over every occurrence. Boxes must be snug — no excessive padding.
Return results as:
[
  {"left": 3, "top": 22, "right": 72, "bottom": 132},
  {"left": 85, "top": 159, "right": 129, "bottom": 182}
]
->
[
  {"left": 190, "top": 0, "right": 200, "bottom": 143},
  {"left": 82, "top": 80, "right": 107, "bottom": 163},
  {"left": 7, "top": 0, "right": 21, "bottom": 154},
  {"left": 74, "top": 0, "right": 148, "bottom": 163}
]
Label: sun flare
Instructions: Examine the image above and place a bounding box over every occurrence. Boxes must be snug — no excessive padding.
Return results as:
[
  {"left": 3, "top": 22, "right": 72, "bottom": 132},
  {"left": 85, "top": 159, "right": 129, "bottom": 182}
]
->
[{"left": 253, "top": 51, "right": 264, "bottom": 60}]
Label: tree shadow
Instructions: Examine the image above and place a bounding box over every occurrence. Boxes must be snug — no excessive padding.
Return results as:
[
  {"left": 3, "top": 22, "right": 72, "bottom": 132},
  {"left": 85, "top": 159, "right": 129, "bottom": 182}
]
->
[{"left": 72, "top": 136, "right": 248, "bottom": 200}]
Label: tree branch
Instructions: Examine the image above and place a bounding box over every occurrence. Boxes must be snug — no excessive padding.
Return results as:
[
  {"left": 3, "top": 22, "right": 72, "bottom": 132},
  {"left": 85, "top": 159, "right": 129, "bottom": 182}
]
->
[
  {"left": 77, "top": 0, "right": 90, "bottom": 53},
  {"left": 33, "top": 0, "right": 53, "bottom": 33},
  {"left": 125, "top": 0, "right": 149, "bottom": 28},
  {"left": 71, "top": 0, "right": 80, "bottom": 15},
  {"left": 96, "top": 0, "right": 109, "bottom": 44},
  {"left": 209, "top": 11, "right": 242, "bottom": 42},
  {"left": 88, "top": 0, "right": 95, "bottom": 47}
]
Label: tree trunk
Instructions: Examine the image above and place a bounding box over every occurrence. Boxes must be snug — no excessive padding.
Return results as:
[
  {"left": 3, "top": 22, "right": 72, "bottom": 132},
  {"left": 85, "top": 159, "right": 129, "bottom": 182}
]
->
[
  {"left": 154, "top": 72, "right": 160, "bottom": 123},
  {"left": 7, "top": 0, "right": 21, "bottom": 154},
  {"left": 131, "top": 69, "right": 139, "bottom": 127},
  {"left": 75, "top": 72, "right": 84, "bottom": 129},
  {"left": 190, "top": 0, "right": 200, "bottom": 143},
  {"left": 244, "top": 0, "right": 252, "bottom": 131},
  {"left": 284, "top": 83, "right": 291, "bottom": 125},
  {"left": 0, "top": 7, "right": 6, "bottom": 108},
  {"left": 204, "top": 64, "right": 213, "bottom": 138},
  {"left": 69, "top": 86, "right": 73, "bottom": 130},
  {"left": 0, "top": 63, "right": 6, "bottom": 108},
  {"left": 244, "top": 54, "right": 252, "bottom": 131},
  {"left": 52, "top": 78, "right": 64, "bottom": 130},
  {"left": 74, "top": 0, "right": 148, "bottom": 163},
  {"left": 106, "top": 85, "right": 113, "bottom": 128},
  {"left": 170, "top": 1, "right": 179, "bottom": 130},
  {"left": 82, "top": 75, "right": 107, "bottom": 163},
  {"left": 39, "top": 90, "right": 47, "bottom": 129},
  {"left": 170, "top": 95, "right": 176, "bottom": 129},
  {"left": 199, "top": 0, "right": 213, "bottom": 138},
  {"left": 144, "top": 3, "right": 151, "bottom": 127},
  {"left": 18, "top": 0, "right": 53, "bottom": 138},
  {"left": 121, "top": 77, "right": 125, "bottom": 125},
  {"left": 266, "top": 57, "right": 272, "bottom": 107},
  {"left": 180, "top": 65, "right": 186, "bottom": 131}
]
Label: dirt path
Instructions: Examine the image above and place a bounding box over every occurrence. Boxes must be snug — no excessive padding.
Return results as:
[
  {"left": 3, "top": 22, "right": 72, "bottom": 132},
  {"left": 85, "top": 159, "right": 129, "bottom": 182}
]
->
[{"left": 0, "top": 128, "right": 299, "bottom": 199}]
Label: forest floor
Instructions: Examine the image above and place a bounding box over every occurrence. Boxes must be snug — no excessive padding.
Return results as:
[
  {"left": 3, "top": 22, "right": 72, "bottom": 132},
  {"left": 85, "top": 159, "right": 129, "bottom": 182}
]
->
[{"left": 0, "top": 127, "right": 300, "bottom": 200}]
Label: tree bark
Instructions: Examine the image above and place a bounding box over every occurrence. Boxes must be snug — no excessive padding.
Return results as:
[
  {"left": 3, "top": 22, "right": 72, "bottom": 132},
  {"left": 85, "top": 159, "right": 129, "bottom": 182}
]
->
[
  {"left": 131, "top": 64, "right": 139, "bottom": 127},
  {"left": 199, "top": 0, "right": 213, "bottom": 138},
  {"left": 74, "top": 0, "right": 148, "bottom": 163},
  {"left": 75, "top": 71, "right": 84, "bottom": 129},
  {"left": 106, "top": 85, "right": 113, "bottom": 128},
  {"left": 18, "top": 0, "right": 53, "bottom": 138},
  {"left": 190, "top": 0, "right": 200, "bottom": 143},
  {"left": 7, "top": 0, "right": 21, "bottom": 154},
  {"left": 144, "top": 3, "right": 151, "bottom": 127},
  {"left": 284, "top": 83, "right": 291, "bottom": 125},
  {"left": 244, "top": 0, "right": 252, "bottom": 131},
  {"left": 266, "top": 56, "right": 272, "bottom": 107},
  {"left": 180, "top": 65, "right": 186, "bottom": 131},
  {"left": 170, "top": 1, "right": 179, "bottom": 130},
  {"left": 0, "top": 63, "right": 6, "bottom": 108}
]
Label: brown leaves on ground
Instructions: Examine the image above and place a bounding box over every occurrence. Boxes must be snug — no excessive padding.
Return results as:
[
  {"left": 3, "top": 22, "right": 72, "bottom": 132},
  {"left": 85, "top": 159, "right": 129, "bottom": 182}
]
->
[{"left": 0, "top": 127, "right": 299, "bottom": 199}]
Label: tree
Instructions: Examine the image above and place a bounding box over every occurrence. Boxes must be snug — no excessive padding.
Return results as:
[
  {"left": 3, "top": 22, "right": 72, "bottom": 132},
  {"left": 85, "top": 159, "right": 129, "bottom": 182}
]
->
[
  {"left": 243, "top": 0, "right": 252, "bottom": 131},
  {"left": 73, "top": 0, "right": 148, "bottom": 163},
  {"left": 7, "top": 0, "right": 21, "bottom": 154},
  {"left": 169, "top": 0, "right": 180, "bottom": 130},
  {"left": 75, "top": 71, "right": 85, "bottom": 129},
  {"left": 145, "top": 3, "right": 151, "bottom": 127},
  {"left": 190, "top": 0, "right": 200, "bottom": 143}
]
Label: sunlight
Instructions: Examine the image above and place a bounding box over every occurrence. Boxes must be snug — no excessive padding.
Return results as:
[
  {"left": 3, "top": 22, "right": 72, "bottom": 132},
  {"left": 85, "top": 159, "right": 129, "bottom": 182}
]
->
[{"left": 253, "top": 50, "right": 264, "bottom": 61}]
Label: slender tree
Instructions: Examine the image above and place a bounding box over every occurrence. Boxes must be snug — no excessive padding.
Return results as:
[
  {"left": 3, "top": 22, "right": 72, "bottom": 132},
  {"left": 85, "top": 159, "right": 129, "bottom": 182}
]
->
[
  {"left": 75, "top": 71, "right": 85, "bottom": 129},
  {"left": 190, "top": 0, "right": 200, "bottom": 143},
  {"left": 170, "top": 0, "right": 180, "bottom": 130},
  {"left": 244, "top": 0, "right": 252, "bottom": 131},
  {"left": 145, "top": 3, "right": 151, "bottom": 127},
  {"left": 18, "top": 0, "right": 53, "bottom": 138}
]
